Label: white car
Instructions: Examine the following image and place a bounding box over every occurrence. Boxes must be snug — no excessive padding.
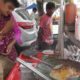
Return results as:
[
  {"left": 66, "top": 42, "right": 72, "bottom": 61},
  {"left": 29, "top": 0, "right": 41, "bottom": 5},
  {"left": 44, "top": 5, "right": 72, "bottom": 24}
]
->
[{"left": 12, "top": 8, "right": 39, "bottom": 47}]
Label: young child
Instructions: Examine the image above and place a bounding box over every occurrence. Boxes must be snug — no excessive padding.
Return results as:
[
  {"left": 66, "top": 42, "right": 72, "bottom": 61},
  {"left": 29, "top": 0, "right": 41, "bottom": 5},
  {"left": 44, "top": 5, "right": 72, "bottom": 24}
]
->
[
  {"left": 38, "top": 2, "right": 55, "bottom": 51},
  {"left": 0, "top": 0, "right": 20, "bottom": 61},
  {"left": 0, "top": 0, "right": 21, "bottom": 79}
]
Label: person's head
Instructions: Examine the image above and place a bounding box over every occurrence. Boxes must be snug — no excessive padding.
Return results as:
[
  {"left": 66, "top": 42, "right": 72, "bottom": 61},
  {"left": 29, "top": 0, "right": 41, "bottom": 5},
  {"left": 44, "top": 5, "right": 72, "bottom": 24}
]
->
[
  {"left": 46, "top": 2, "right": 55, "bottom": 17},
  {"left": 33, "top": 7, "right": 37, "bottom": 13},
  {"left": 0, "top": 0, "right": 20, "bottom": 16}
]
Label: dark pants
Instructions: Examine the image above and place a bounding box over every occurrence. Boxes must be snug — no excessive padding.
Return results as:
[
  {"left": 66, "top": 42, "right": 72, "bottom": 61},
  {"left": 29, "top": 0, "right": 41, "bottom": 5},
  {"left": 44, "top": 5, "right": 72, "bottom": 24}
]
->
[
  {"left": 37, "top": 28, "right": 57, "bottom": 51},
  {"left": 38, "top": 40, "right": 57, "bottom": 51},
  {"left": 38, "top": 41, "right": 51, "bottom": 51}
]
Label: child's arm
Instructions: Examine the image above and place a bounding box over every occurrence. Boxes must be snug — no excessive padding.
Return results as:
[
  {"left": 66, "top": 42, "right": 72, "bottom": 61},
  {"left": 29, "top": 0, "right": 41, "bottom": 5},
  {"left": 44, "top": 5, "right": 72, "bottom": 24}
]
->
[
  {"left": 0, "top": 17, "right": 13, "bottom": 36},
  {"left": 6, "top": 16, "right": 21, "bottom": 54},
  {"left": 6, "top": 39, "right": 16, "bottom": 54},
  {"left": 1, "top": 39, "right": 16, "bottom": 56}
]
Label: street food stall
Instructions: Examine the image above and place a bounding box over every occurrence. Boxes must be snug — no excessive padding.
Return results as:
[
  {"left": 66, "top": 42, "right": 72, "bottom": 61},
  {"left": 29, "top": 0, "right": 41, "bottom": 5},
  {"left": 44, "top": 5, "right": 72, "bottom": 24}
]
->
[{"left": 7, "top": 0, "right": 80, "bottom": 80}]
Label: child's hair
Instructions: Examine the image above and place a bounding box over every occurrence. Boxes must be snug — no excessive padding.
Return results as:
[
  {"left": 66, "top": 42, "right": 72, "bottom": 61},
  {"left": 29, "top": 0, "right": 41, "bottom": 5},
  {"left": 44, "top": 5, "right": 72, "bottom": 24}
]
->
[
  {"left": 46, "top": 2, "right": 55, "bottom": 10},
  {"left": 3, "top": 0, "right": 20, "bottom": 8}
]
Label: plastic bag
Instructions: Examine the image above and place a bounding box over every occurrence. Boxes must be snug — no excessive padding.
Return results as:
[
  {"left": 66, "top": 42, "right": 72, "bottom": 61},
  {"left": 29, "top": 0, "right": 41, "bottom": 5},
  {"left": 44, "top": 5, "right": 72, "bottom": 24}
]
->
[{"left": 6, "top": 62, "right": 20, "bottom": 80}]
